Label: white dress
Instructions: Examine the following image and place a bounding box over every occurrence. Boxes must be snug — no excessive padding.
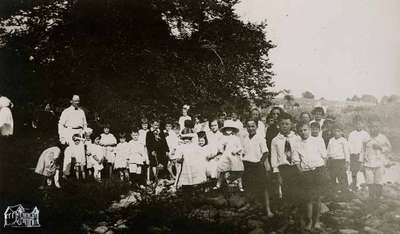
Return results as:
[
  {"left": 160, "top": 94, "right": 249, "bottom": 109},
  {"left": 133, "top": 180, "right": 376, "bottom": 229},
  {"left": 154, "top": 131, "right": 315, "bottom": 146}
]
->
[
  {"left": 200, "top": 145, "right": 218, "bottom": 178},
  {"left": 86, "top": 142, "right": 104, "bottom": 171},
  {"left": 114, "top": 142, "right": 131, "bottom": 169},
  {"left": 100, "top": 133, "right": 117, "bottom": 163},
  {"left": 175, "top": 143, "right": 207, "bottom": 186},
  {"left": 63, "top": 142, "right": 85, "bottom": 175},
  {"left": 218, "top": 134, "right": 244, "bottom": 172}
]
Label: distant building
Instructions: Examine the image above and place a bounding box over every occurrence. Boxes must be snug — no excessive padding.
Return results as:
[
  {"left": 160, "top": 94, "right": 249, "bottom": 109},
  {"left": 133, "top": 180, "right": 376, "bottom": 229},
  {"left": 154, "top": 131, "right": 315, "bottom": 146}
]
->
[{"left": 4, "top": 204, "right": 40, "bottom": 227}]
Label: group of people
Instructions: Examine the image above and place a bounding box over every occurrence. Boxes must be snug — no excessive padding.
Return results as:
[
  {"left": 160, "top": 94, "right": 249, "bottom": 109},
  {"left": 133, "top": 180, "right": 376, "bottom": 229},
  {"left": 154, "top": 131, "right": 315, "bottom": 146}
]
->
[{"left": 34, "top": 94, "right": 392, "bottom": 232}]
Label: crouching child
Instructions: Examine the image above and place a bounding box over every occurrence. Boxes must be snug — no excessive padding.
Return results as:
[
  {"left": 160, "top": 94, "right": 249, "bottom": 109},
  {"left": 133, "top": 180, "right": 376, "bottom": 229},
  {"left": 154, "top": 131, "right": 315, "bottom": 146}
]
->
[{"left": 35, "top": 146, "right": 62, "bottom": 189}]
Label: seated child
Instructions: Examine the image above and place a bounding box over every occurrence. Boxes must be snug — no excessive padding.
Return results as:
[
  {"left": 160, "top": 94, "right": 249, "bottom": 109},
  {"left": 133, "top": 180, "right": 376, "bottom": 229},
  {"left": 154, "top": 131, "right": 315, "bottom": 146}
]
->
[
  {"left": 35, "top": 145, "right": 61, "bottom": 189},
  {"left": 63, "top": 134, "right": 86, "bottom": 180},
  {"left": 86, "top": 136, "right": 104, "bottom": 181}
]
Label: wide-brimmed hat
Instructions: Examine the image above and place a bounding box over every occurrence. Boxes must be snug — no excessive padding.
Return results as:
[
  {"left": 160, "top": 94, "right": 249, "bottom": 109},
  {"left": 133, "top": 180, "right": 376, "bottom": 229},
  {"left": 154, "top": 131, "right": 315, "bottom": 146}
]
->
[
  {"left": 180, "top": 133, "right": 196, "bottom": 140},
  {"left": 220, "top": 120, "right": 239, "bottom": 134}
]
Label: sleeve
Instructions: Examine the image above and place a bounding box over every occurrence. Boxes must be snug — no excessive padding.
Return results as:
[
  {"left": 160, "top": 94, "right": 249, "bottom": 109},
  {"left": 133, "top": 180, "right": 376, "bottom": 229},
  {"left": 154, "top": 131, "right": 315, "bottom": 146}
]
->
[
  {"left": 320, "top": 138, "right": 327, "bottom": 159},
  {"left": 291, "top": 137, "right": 301, "bottom": 164},
  {"left": 111, "top": 135, "right": 117, "bottom": 145},
  {"left": 381, "top": 135, "right": 392, "bottom": 154},
  {"left": 0, "top": 108, "right": 8, "bottom": 127},
  {"left": 347, "top": 132, "right": 355, "bottom": 154},
  {"left": 343, "top": 139, "right": 351, "bottom": 162},
  {"left": 359, "top": 139, "right": 369, "bottom": 163},
  {"left": 175, "top": 147, "right": 184, "bottom": 160},
  {"left": 82, "top": 110, "right": 87, "bottom": 129},
  {"left": 34, "top": 149, "right": 47, "bottom": 175},
  {"left": 270, "top": 139, "right": 279, "bottom": 172},
  {"left": 326, "top": 139, "right": 333, "bottom": 158},
  {"left": 260, "top": 137, "right": 268, "bottom": 154},
  {"left": 58, "top": 110, "right": 67, "bottom": 129}
]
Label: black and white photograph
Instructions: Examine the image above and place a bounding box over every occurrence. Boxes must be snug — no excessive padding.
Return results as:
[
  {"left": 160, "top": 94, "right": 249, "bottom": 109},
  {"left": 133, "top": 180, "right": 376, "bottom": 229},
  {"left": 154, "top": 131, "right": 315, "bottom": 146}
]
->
[{"left": 0, "top": 0, "right": 399, "bottom": 233}]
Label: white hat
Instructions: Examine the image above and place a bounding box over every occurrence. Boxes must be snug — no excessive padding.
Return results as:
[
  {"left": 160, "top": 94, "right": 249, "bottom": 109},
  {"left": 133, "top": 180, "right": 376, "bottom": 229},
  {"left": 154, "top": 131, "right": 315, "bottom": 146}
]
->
[
  {"left": 182, "top": 104, "right": 190, "bottom": 110},
  {"left": 180, "top": 133, "right": 196, "bottom": 140},
  {"left": 0, "top": 96, "right": 12, "bottom": 108},
  {"left": 220, "top": 120, "right": 239, "bottom": 134}
]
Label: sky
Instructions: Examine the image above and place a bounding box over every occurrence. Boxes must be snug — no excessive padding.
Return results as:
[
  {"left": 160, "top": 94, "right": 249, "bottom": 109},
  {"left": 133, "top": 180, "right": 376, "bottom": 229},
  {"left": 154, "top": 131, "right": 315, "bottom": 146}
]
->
[{"left": 235, "top": 0, "right": 400, "bottom": 100}]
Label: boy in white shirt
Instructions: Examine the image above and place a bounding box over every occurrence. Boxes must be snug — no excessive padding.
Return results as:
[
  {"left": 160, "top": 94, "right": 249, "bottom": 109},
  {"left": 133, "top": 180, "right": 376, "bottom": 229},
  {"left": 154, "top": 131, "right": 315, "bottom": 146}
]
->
[
  {"left": 361, "top": 121, "right": 392, "bottom": 200},
  {"left": 242, "top": 119, "right": 273, "bottom": 217},
  {"left": 270, "top": 113, "right": 301, "bottom": 205},
  {"left": 327, "top": 124, "right": 350, "bottom": 193},
  {"left": 297, "top": 122, "right": 328, "bottom": 231},
  {"left": 129, "top": 129, "right": 149, "bottom": 185},
  {"left": 348, "top": 117, "right": 370, "bottom": 191}
]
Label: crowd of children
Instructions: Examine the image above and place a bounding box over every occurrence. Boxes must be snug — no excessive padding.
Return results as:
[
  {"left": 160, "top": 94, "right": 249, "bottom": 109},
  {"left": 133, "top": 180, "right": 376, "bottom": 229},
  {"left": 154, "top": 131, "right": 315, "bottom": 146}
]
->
[{"left": 34, "top": 104, "right": 392, "bottom": 232}]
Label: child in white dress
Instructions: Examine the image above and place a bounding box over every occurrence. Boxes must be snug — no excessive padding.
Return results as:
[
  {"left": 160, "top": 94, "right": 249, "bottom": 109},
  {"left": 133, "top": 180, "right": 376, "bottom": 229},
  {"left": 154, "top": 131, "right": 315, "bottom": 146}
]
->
[
  {"left": 129, "top": 129, "right": 148, "bottom": 185},
  {"left": 175, "top": 133, "right": 206, "bottom": 189},
  {"left": 114, "top": 133, "right": 131, "bottom": 181},
  {"left": 215, "top": 120, "right": 244, "bottom": 191},
  {"left": 165, "top": 121, "right": 179, "bottom": 179},
  {"left": 99, "top": 124, "right": 117, "bottom": 179},
  {"left": 86, "top": 136, "right": 104, "bottom": 181}
]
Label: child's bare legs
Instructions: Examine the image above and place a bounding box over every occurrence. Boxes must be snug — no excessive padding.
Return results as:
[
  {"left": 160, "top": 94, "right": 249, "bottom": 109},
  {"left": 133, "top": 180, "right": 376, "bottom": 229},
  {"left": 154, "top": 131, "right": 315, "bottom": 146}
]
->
[
  {"left": 94, "top": 169, "right": 101, "bottom": 182},
  {"left": 313, "top": 196, "right": 322, "bottom": 229},
  {"left": 81, "top": 166, "right": 86, "bottom": 180},
  {"left": 54, "top": 169, "right": 61, "bottom": 188},
  {"left": 304, "top": 200, "right": 313, "bottom": 230},
  {"left": 75, "top": 164, "right": 80, "bottom": 180},
  {"left": 124, "top": 169, "right": 130, "bottom": 182},
  {"left": 214, "top": 171, "right": 225, "bottom": 189},
  {"left": 152, "top": 167, "right": 158, "bottom": 182},
  {"left": 168, "top": 161, "right": 176, "bottom": 179},
  {"left": 46, "top": 177, "right": 53, "bottom": 186},
  {"left": 237, "top": 177, "right": 244, "bottom": 191},
  {"left": 264, "top": 188, "right": 274, "bottom": 217},
  {"left": 119, "top": 170, "right": 125, "bottom": 181}
]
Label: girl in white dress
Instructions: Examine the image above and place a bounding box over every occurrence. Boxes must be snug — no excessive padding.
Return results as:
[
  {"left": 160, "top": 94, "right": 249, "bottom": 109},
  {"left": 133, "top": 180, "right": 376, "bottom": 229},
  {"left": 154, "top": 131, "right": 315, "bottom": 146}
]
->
[{"left": 114, "top": 133, "right": 131, "bottom": 181}]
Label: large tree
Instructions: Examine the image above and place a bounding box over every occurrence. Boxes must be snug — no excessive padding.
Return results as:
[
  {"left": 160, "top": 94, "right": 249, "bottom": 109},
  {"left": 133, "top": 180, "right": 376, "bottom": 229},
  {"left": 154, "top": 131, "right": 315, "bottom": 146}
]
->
[{"left": 0, "top": 0, "right": 275, "bottom": 126}]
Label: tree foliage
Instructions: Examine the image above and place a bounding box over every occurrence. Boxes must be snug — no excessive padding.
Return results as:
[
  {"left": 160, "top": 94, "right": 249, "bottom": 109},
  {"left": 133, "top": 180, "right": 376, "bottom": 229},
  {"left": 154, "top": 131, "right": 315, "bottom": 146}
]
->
[{"left": 0, "top": 0, "right": 275, "bottom": 126}]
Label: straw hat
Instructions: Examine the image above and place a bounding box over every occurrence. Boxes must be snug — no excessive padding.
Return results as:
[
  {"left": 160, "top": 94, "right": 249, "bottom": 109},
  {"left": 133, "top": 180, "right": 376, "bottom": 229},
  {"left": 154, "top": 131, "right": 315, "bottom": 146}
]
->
[
  {"left": 180, "top": 133, "right": 196, "bottom": 140},
  {"left": 220, "top": 120, "right": 239, "bottom": 134}
]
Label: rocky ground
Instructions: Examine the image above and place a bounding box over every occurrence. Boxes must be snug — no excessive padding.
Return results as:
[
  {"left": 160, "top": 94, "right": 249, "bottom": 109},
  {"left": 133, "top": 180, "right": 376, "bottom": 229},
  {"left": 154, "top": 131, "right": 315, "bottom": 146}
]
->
[{"left": 80, "top": 176, "right": 400, "bottom": 234}]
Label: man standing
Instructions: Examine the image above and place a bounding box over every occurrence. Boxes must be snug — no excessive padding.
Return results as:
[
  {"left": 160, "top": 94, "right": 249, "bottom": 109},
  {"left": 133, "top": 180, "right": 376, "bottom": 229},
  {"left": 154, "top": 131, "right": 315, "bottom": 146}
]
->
[{"left": 58, "top": 95, "right": 87, "bottom": 145}]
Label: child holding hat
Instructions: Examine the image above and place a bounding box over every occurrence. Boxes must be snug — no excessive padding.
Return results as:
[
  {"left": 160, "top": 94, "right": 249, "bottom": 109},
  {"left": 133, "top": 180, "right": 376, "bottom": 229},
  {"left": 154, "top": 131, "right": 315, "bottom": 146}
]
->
[{"left": 215, "top": 120, "right": 244, "bottom": 191}]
